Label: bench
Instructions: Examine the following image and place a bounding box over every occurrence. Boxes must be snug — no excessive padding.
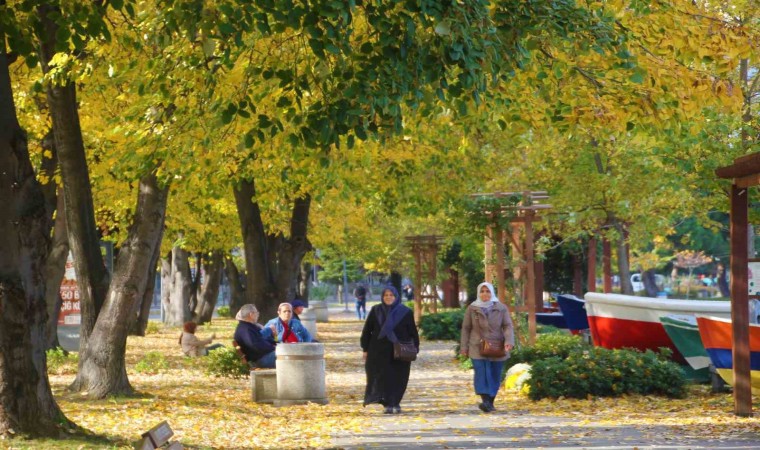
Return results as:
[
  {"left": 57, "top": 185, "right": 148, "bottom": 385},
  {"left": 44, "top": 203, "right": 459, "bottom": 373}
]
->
[
  {"left": 232, "top": 340, "right": 248, "bottom": 365},
  {"left": 250, "top": 369, "right": 278, "bottom": 404}
]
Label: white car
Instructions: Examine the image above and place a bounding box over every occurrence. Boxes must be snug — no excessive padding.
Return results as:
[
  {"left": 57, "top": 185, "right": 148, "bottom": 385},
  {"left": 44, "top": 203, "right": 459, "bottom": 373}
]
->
[{"left": 630, "top": 273, "right": 666, "bottom": 292}]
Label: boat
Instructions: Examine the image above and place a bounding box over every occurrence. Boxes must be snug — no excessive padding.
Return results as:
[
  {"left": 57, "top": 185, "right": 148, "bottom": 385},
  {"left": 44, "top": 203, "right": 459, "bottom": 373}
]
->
[
  {"left": 556, "top": 294, "right": 590, "bottom": 332},
  {"left": 696, "top": 315, "right": 760, "bottom": 394},
  {"left": 535, "top": 312, "right": 568, "bottom": 329},
  {"left": 584, "top": 293, "right": 730, "bottom": 362},
  {"left": 659, "top": 315, "right": 711, "bottom": 382}
]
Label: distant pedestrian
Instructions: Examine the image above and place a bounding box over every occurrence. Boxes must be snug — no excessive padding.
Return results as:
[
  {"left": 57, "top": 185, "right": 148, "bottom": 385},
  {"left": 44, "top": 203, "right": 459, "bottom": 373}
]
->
[
  {"left": 354, "top": 284, "right": 368, "bottom": 320},
  {"left": 361, "top": 286, "right": 419, "bottom": 414},
  {"left": 460, "top": 282, "right": 514, "bottom": 413},
  {"left": 402, "top": 284, "right": 414, "bottom": 301}
]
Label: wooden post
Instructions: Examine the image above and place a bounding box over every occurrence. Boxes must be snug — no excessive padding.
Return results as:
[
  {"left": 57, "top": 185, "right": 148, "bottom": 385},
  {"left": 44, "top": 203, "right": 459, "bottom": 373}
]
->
[
  {"left": 603, "top": 239, "right": 612, "bottom": 293},
  {"left": 572, "top": 253, "right": 583, "bottom": 297},
  {"left": 587, "top": 237, "right": 597, "bottom": 293},
  {"left": 495, "top": 227, "right": 507, "bottom": 306},
  {"left": 485, "top": 225, "right": 494, "bottom": 284},
  {"left": 428, "top": 244, "right": 438, "bottom": 314},
  {"left": 535, "top": 258, "right": 544, "bottom": 312},
  {"left": 730, "top": 184, "right": 752, "bottom": 416},
  {"left": 413, "top": 246, "right": 423, "bottom": 325},
  {"left": 525, "top": 213, "right": 536, "bottom": 345}
]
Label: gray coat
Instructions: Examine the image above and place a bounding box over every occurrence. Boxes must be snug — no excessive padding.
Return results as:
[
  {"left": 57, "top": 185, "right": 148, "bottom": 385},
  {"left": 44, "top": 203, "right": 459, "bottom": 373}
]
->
[{"left": 460, "top": 302, "right": 515, "bottom": 361}]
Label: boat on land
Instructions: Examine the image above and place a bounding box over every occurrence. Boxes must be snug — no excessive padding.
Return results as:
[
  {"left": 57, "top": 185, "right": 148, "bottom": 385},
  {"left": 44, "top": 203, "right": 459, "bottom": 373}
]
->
[
  {"left": 584, "top": 293, "right": 730, "bottom": 362},
  {"left": 556, "top": 294, "right": 590, "bottom": 332},
  {"left": 696, "top": 315, "right": 760, "bottom": 394},
  {"left": 659, "top": 315, "right": 711, "bottom": 382}
]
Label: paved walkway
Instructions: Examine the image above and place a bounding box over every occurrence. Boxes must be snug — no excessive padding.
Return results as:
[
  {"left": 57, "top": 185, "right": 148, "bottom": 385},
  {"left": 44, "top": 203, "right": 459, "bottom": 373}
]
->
[{"left": 325, "top": 306, "right": 760, "bottom": 450}]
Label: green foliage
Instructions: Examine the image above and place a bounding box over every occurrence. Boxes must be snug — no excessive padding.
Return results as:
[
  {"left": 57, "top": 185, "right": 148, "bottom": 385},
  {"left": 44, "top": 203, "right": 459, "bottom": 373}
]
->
[
  {"left": 318, "top": 248, "right": 364, "bottom": 285},
  {"left": 205, "top": 346, "right": 249, "bottom": 379},
  {"left": 458, "top": 194, "right": 522, "bottom": 234},
  {"left": 46, "top": 347, "right": 79, "bottom": 375},
  {"left": 134, "top": 351, "right": 169, "bottom": 374},
  {"left": 310, "top": 284, "right": 334, "bottom": 301},
  {"left": 506, "top": 332, "right": 588, "bottom": 371},
  {"left": 216, "top": 306, "right": 232, "bottom": 318},
  {"left": 145, "top": 321, "right": 162, "bottom": 334},
  {"left": 419, "top": 309, "right": 465, "bottom": 341},
  {"left": 527, "top": 347, "right": 687, "bottom": 400}
]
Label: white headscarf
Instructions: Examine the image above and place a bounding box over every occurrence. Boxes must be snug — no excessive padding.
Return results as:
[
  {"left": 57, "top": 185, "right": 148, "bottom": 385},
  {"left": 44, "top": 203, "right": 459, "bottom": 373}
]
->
[{"left": 472, "top": 282, "right": 499, "bottom": 308}]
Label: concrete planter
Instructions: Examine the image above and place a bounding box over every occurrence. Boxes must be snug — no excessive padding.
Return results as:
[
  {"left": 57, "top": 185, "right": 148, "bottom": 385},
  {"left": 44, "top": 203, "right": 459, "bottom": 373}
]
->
[{"left": 274, "top": 343, "right": 328, "bottom": 406}]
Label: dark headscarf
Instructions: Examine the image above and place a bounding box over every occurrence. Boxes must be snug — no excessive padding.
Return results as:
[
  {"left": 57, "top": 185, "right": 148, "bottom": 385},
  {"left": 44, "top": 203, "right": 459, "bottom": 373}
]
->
[{"left": 377, "top": 286, "right": 406, "bottom": 343}]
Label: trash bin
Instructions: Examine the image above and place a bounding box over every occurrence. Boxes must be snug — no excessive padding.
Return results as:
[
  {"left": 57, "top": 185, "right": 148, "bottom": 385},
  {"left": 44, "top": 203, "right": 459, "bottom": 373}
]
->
[
  {"left": 299, "top": 308, "right": 318, "bottom": 340},
  {"left": 274, "top": 343, "right": 328, "bottom": 406},
  {"left": 309, "top": 300, "right": 329, "bottom": 323}
]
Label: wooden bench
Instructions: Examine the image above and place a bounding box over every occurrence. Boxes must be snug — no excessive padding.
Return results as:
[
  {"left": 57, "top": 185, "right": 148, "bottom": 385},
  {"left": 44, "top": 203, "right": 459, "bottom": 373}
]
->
[{"left": 232, "top": 340, "right": 248, "bottom": 365}]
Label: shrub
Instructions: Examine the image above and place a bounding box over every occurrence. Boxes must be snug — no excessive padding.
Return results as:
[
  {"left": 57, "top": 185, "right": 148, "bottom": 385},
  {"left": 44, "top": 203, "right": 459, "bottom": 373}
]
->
[
  {"left": 506, "top": 332, "right": 587, "bottom": 371},
  {"left": 46, "top": 347, "right": 79, "bottom": 375},
  {"left": 419, "top": 309, "right": 465, "bottom": 341},
  {"left": 526, "top": 347, "right": 686, "bottom": 400},
  {"left": 216, "top": 305, "right": 232, "bottom": 318},
  {"left": 205, "top": 346, "right": 249, "bottom": 379},
  {"left": 145, "top": 321, "right": 161, "bottom": 334},
  {"left": 310, "top": 284, "right": 334, "bottom": 301},
  {"left": 134, "top": 351, "right": 169, "bottom": 374}
]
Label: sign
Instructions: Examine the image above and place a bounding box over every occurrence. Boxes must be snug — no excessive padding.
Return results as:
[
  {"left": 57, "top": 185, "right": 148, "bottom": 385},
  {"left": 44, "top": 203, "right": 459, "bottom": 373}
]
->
[{"left": 748, "top": 261, "right": 760, "bottom": 296}]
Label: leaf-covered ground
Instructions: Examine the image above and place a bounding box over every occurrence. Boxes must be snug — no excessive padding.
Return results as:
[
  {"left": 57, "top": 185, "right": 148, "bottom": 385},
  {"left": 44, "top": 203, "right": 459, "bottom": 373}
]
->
[{"left": 5, "top": 308, "right": 760, "bottom": 449}]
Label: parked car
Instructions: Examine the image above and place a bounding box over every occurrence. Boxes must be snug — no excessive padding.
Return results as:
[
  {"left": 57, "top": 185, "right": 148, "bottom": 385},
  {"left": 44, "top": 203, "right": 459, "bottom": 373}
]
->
[{"left": 631, "top": 273, "right": 666, "bottom": 293}]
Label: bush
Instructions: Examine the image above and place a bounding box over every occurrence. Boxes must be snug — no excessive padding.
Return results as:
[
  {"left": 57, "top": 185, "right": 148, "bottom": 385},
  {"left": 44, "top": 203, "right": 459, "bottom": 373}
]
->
[
  {"left": 134, "top": 351, "right": 169, "bottom": 374},
  {"left": 419, "top": 309, "right": 465, "bottom": 341},
  {"left": 526, "top": 347, "right": 686, "bottom": 400},
  {"left": 46, "top": 347, "right": 79, "bottom": 375},
  {"left": 145, "top": 321, "right": 161, "bottom": 334},
  {"left": 205, "top": 346, "right": 249, "bottom": 379},
  {"left": 506, "top": 332, "right": 588, "bottom": 371},
  {"left": 216, "top": 305, "right": 232, "bottom": 318},
  {"left": 310, "top": 284, "right": 334, "bottom": 301}
]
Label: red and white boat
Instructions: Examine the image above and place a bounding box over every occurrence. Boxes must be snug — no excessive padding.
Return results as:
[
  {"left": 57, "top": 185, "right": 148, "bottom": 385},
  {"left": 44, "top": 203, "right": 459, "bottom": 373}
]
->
[{"left": 584, "top": 293, "right": 730, "bottom": 362}]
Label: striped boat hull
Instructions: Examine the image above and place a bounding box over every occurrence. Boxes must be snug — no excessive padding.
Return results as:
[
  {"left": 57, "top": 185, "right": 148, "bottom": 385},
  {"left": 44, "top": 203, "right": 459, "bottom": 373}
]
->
[{"left": 696, "top": 315, "right": 760, "bottom": 394}]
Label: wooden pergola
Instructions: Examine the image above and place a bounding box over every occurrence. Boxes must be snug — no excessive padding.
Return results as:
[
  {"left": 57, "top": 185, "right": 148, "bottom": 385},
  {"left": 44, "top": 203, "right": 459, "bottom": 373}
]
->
[
  {"left": 406, "top": 235, "right": 444, "bottom": 325},
  {"left": 716, "top": 153, "right": 757, "bottom": 417},
  {"left": 472, "top": 191, "right": 551, "bottom": 344}
]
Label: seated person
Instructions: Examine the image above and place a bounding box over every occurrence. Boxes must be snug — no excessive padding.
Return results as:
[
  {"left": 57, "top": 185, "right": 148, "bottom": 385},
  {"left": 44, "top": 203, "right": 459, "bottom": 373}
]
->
[
  {"left": 180, "top": 321, "right": 223, "bottom": 357},
  {"left": 233, "top": 304, "right": 276, "bottom": 368},
  {"left": 264, "top": 303, "right": 314, "bottom": 343},
  {"left": 290, "top": 299, "right": 306, "bottom": 321}
]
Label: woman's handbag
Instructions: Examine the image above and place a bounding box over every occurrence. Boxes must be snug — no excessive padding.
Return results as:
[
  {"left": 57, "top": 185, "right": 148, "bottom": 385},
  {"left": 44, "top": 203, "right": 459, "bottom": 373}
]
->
[
  {"left": 480, "top": 339, "right": 506, "bottom": 358},
  {"left": 393, "top": 341, "right": 418, "bottom": 362}
]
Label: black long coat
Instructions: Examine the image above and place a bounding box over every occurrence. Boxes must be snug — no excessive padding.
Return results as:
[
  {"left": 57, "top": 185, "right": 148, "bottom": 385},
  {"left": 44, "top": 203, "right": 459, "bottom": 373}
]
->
[{"left": 360, "top": 304, "right": 420, "bottom": 407}]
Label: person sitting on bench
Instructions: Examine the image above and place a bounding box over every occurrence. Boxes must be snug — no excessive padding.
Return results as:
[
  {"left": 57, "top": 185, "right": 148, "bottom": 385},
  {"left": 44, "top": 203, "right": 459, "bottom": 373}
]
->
[
  {"left": 234, "top": 304, "right": 276, "bottom": 368},
  {"left": 264, "top": 303, "right": 314, "bottom": 343}
]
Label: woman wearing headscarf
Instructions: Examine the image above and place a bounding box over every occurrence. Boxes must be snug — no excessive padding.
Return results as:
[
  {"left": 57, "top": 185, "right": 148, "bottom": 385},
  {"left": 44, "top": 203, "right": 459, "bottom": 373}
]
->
[
  {"left": 361, "top": 285, "right": 419, "bottom": 414},
  {"left": 460, "top": 282, "right": 514, "bottom": 413}
]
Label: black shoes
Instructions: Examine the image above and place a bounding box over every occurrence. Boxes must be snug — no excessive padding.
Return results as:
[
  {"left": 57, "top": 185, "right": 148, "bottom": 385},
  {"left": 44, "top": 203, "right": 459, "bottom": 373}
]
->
[
  {"left": 479, "top": 395, "right": 496, "bottom": 413},
  {"left": 383, "top": 405, "right": 402, "bottom": 414},
  {"left": 393, "top": 406, "right": 401, "bottom": 414}
]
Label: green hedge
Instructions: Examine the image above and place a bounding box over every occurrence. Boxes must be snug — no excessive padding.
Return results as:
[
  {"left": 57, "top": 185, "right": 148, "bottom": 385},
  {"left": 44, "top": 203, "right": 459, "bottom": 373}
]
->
[
  {"left": 505, "top": 332, "right": 587, "bottom": 371},
  {"left": 527, "top": 347, "right": 686, "bottom": 400},
  {"left": 419, "top": 309, "right": 465, "bottom": 341}
]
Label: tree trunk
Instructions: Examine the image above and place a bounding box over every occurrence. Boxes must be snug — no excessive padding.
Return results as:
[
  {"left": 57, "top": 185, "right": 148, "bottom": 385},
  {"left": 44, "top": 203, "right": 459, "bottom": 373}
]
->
[
  {"left": 70, "top": 173, "right": 168, "bottom": 398},
  {"left": 224, "top": 256, "right": 246, "bottom": 317},
  {"left": 572, "top": 253, "right": 583, "bottom": 297},
  {"left": 129, "top": 217, "right": 164, "bottom": 336},
  {"left": 195, "top": 250, "right": 223, "bottom": 324},
  {"left": 441, "top": 267, "right": 460, "bottom": 308},
  {"left": 297, "top": 261, "right": 312, "bottom": 302},
  {"left": 43, "top": 192, "right": 69, "bottom": 350},
  {"left": 188, "top": 252, "right": 202, "bottom": 314},
  {"left": 39, "top": 4, "right": 110, "bottom": 352},
  {"left": 613, "top": 221, "right": 633, "bottom": 295},
  {"left": 0, "top": 42, "right": 72, "bottom": 435},
  {"left": 642, "top": 269, "right": 659, "bottom": 298},
  {"left": 717, "top": 263, "right": 730, "bottom": 297},
  {"left": 162, "top": 246, "right": 193, "bottom": 327},
  {"left": 390, "top": 271, "right": 403, "bottom": 296},
  {"left": 234, "top": 179, "right": 312, "bottom": 320}
]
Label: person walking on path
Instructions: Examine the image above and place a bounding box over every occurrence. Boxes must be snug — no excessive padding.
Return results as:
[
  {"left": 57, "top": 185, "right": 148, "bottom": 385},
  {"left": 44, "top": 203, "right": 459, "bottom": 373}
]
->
[
  {"left": 361, "top": 286, "right": 419, "bottom": 414},
  {"left": 353, "top": 284, "right": 368, "bottom": 320},
  {"left": 460, "top": 282, "right": 514, "bottom": 413}
]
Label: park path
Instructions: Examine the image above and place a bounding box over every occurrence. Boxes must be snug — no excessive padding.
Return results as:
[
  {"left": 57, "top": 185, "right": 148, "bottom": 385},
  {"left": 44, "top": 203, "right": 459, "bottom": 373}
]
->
[{"left": 322, "top": 306, "right": 760, "bottom": 450}]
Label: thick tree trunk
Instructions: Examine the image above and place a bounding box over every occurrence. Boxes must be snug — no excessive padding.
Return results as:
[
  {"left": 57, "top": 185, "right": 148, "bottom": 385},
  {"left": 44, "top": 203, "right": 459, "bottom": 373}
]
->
[
  {"left": 70, "top": 173, "right": 168, "bottom": 398},
  {"left": 161, "top": 246, "right": 193, "bottom": 327},
  {"left": 224, "top": 256, "right": 246, "bottom": 316},
  {"left": 0, "top": 44, "right": 72, "bottom": 435},
  {"left": 642, "top": 269, "right": 659, "bottom": 298},
  {"left": 442, "top": 267, "right": 460, "bottom": 308},
  {"left": 43, "top": 193, "right": 69, "bottom": 350},
  {"left": 195, "top": 250, "right": 223, "bottom": 324},
  {"left": 390, "top": 271, "right": 403, "bottom": 296},
  {"left": 39, "top": 5, "right": 110, "bottom": 351},
  {"left": 129, "top": 215, "right": 165, "bottom": 336},
  {"left": 234, "top": 179, "right": 312, "bottom": 320},
  {"left": 297, "top": 261, "right": 312, "bottom": 302}
]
